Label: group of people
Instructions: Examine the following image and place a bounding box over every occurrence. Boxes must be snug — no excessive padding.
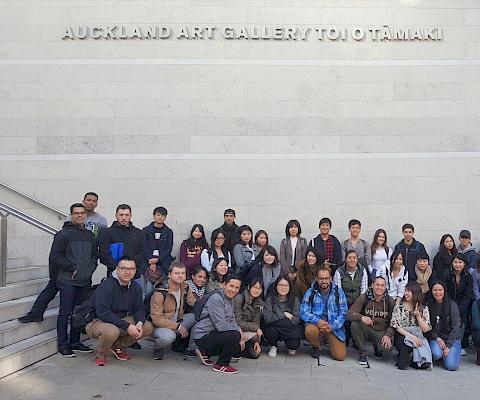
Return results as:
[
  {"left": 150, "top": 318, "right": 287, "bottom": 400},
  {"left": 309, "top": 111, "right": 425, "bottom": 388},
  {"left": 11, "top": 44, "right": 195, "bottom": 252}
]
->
[{"left": 17, "top": 192, "right": 480, "bottom": 374}]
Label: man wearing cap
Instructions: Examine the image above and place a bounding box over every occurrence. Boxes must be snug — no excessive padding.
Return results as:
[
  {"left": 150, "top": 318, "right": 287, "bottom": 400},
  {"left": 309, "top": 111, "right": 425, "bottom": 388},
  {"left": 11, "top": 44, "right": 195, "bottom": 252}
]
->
[{"left": 458, "top": 230, "right": 480, "bottom": 302}]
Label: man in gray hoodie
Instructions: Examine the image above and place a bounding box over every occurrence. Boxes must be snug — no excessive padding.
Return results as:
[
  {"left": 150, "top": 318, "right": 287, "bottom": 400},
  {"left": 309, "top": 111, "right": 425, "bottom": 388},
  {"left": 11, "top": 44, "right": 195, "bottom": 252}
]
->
[{"left": 192, "top": 275, "right": 244, "bottom": 374}]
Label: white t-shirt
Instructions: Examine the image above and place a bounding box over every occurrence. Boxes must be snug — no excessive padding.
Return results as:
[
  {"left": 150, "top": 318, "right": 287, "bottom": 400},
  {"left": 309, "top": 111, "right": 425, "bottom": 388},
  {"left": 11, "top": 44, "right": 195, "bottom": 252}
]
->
[{"left": 290, "top": 237, "right": 298, "bottom": 266}]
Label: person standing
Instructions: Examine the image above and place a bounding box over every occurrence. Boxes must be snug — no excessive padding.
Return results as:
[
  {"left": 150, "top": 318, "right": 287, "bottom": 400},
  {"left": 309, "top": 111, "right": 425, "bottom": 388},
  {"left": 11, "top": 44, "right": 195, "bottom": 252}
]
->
[
  {"left": 370, "top": 229, "right": 393, "bottom": 284},
  {"left": 341, "top": 219, "right": 371, "bottom": 270},
  {"left": 216, "top": 209, "right": 238, "bottom": 255},
  {"left": 309, "top": 217, "right": 343, "bottom": 274},
  {"left": 394, "top": 223, "right": 427, "bottom": 281},
  {"left": 279, "top": 219, "right": 308, "bottom": 275},
  {"left": 433, "top": 234, "right": 458, "bottom": 277}
]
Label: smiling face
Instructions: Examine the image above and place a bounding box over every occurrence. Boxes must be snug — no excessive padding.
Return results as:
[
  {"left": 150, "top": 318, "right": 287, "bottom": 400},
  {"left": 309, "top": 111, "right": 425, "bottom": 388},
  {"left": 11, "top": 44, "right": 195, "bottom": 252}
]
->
[
  {"left": 404, "top": 288, "right": 412, "bottom": 302},
  {"left": 345, "top": 252, "right": 358, "bottom": 269},
  {"left": 263, "top": 250, "right": 275, "bottom": 265},
  {"left": 70, "top": 206, "right": 86, "bottom": 225},
  {"left": 393, "top": 253, "right": 403, "bottom": 268},
  {"left": 276, "top": 279, "right": 290, "bottom": 297},
  {"left": 192, "top": 270, "right": 207, "bottom": 287},
  {"left": 306, "top": 251, "right": 317, "bottom": 266},
  {"left": 249, "top": 282, "right": 263, "bottom": 299},
  {"left": 192, "top": 227, "right": 203, "bottom": 240},
  {"left": 349, "top": 224, "right": 361, "bottom": 239},
  {"left": 372, "top": 277, "right": 386, "bottom": 297},
  {"left": 403, "top": 228, "right": 414, "bottom": 243},
  {"left": 320, "top": 223, "right": 331, "bottom": 235},
  {"left": 316, "top": 269, "right": 331, "bottom": 290},
  {"left": 452, "top": 257, "right": 466, "bottom": 273},
  {"left": 432, "top": 284, "right": 445, "bottom": 303},
  {"left": 215, "top": 260, "right": 229, "bottom": 276},
  {"left": 377, "top": 231, "right": 386, "bottom": 246},
  {"left": 224, "top": 278, "right": 241, "bottom": 299}
]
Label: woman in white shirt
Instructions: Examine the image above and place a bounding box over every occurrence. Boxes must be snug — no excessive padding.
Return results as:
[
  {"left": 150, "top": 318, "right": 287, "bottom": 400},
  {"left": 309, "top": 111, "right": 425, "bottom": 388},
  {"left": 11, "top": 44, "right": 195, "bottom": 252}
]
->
[
  {"left": 279, "top": 220, "right": 308, "bottom": 277},
  {"left": 377, "top": 250, "right": 408, "bottom": 303},
  {"left": 370, "top": 229, "right": 393, "bottom": 282},
  {"left": 200, "top": 228, "right": 231, "bottom": 272}
]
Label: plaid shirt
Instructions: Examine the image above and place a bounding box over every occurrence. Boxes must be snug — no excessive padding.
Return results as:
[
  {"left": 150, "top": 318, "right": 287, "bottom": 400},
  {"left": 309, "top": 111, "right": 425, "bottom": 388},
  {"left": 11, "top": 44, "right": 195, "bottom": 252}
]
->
[
  {"left": 300, "top": 282, "right": 348, "bottom": 341},
  {"left": 324, "top": 237, "right": 334, "bottom": 262}
]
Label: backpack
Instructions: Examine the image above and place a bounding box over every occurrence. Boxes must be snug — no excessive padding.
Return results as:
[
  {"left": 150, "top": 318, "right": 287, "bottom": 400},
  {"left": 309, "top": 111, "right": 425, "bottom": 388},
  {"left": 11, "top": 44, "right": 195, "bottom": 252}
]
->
[
  {"left": 71, "top": 283, "right": 100, "bottom": 333},
  {"left": 193, "top": 290, "right": 222, "bottom": 321}
]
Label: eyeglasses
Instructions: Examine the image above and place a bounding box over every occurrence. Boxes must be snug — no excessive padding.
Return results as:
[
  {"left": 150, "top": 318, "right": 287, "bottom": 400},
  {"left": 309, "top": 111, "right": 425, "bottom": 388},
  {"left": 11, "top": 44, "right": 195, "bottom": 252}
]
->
[{"left": 119, "top": 267, "right": 136, "bottom": 272}]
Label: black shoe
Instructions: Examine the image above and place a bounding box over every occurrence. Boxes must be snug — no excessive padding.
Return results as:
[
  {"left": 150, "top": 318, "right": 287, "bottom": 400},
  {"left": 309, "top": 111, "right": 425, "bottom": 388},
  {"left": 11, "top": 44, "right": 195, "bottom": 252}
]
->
[
  {"left": 184, "top": 348, "right": 197, "bottom": 358},
  {"left": 358, "top": 355, "right": 369, "bottom": 366},
  {"left": 58, "top": 347, "right": 76, "bottom": 358},
  {"left": 311, "top": 347, "right": 321, "bottom": 359},
  {"left": 420, "top": 362, "right": 432, "bottom": 370},
  {"left": 18, "top": 313, "right": 43, "bottom": 323},
  {"left": 71, "top": 343, "right": 93, "bottom": 353},
  {"left": 153, "top": 348, "right": 164, "bottom": 360},
  {"left": 129, "top": 342, "right": 141, "bottom": 349}
]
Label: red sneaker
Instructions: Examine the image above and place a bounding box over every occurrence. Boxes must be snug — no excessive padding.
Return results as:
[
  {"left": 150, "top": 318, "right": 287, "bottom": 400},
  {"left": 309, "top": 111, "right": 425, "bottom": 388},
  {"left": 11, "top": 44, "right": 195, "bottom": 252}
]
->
[
  {"left": 95, "top": 352, "right": 107, "bottom": 366},
  {"left": 110, "top": 347, "right": 130, "bottom": 361},
  {"left": 195, "top": 348, "right": 214, "bottom": 366},
  {"left": 212, "top": 363, "right": 238, "bottom": 374}
]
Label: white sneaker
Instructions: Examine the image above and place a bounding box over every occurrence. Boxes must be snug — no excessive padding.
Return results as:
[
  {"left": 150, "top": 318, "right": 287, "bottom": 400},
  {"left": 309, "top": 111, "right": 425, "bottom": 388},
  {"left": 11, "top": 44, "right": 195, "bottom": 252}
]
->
[
  {"left": 461, "top": 348, "right": 467, "bottom": 356},
  {"left": 287, "top": 349, "right": 296, "bottom": 355},
  {"left": 268, "top": 346, "right": 277, "bottom": 357}
]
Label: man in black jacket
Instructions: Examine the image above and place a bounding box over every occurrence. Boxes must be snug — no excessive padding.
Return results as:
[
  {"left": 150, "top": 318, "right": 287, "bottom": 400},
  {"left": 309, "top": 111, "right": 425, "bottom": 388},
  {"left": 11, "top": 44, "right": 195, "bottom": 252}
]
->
[
  {"left": 394, "top": 223, "right": 428, "bottom": 281},
  {"left": 85, "top": 256, "right": 154, "bottom": 366},
  {"left": 52, "top": 203, "right": 99, "bottom": 357},
  {"left": 99, "top": 204, "right": 147, "bottom": 280}
]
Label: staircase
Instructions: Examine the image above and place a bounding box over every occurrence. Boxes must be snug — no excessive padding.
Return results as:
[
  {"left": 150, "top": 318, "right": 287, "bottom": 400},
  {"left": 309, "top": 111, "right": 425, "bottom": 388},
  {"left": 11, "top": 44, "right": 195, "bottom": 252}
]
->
[{"left": 0, "top": 256, "right": 59, "bottom": 378}]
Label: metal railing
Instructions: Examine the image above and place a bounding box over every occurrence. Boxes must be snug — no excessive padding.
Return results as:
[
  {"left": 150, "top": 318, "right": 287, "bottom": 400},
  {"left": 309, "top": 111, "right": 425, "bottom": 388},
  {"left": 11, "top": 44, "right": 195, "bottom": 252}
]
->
[
  {"left": 0, "top": 202, "right": 59, "bottom": 287},
  {"left": 0, "top": 181, "right": 67, "bottom": 219}
]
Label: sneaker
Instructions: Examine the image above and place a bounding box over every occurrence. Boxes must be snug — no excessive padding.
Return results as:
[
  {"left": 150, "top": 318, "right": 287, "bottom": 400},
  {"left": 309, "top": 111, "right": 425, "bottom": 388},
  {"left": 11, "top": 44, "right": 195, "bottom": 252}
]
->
[
  {"left": 184, "top": 348, "right": 197, "bottom": 358},
  {"left": 18, "top": 313, "right": 43, "bottom": 323},
  {"left": 461, "top": 348, "right": 467, "bottom": 356},
  {"left": 311, "top": 347, "right": 321, "bottom": 359},
  {"left": 287, "top": 349, "right": 297, "bottom": 355},
  {"left": 110, "top": 347, "right": 130, "bottom": 361},
  {"left": 58, "top": 347, "right": 76, "bottom": 358},
  {"left": 129, "top": 342, "right": 141, "bottom": 349},
  {"left": 95, "top": 352, "right": 107, "bottom": 366},
  {"left": 153, "top": 348, "right": 164, "bottom": 360},
  {"left": 71, "top": 343, "right": 93, "bottom": 353},
  {"left": 268, "top": 346, "right": 277, "bottom": 357},
  {"left": 358, "top": 355, "right": 369, "bottom": 366},
  {"left": 420, "top": 362, "right": 432, "bottom": 370},
  {"left": 195, "top": 348, "right": 214, "bottom": 366},
  {"left": 212, "top": 363, "right": 238, "bottom": 374},
  {"left": 231, "top": 356, "right": 241, "bottom": 362}
]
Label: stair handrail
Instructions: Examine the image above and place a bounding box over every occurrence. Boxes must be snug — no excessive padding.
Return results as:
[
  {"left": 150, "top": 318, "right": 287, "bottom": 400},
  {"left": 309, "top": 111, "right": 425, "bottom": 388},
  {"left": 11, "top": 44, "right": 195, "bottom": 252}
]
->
[
  {"left": 0, "top": 201, "right": 59, "bottom": 286},
  {"left": 0, "top": 181, "right": 67, "bottom": 219}
]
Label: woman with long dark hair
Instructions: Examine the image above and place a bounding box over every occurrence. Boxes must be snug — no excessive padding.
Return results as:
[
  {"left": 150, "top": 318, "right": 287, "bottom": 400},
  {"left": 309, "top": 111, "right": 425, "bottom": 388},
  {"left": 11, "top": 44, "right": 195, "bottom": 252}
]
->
[
  {"left": 201, "top": 228, "right": 231, "bottom": 272},
  {"left": 252, "top": 230, "right": 269, "bottom": 258},
  {"left": 232, "top": 225, "right": 255, "bottom": 273},
  {"left": 295, "top": 247, "right": 324, "bottom": 299},
  {"left": 426, "top": 280, "right": 462, "bottom": 370},
  {"left": 242, "top": 245, "right": 281, "bottom": 297},
  {"left": 433, "top": 234, "right": 458, "bottom": 277},
  {"left": 263, "top": 275, "right": 304, "bottom": 357},
  {"left": 179, "top": 224, "right": 209, "bottom": 277},
  {"left": 378, "top": 250, "right": 408, "bottom": 304},
  {"left": 370, "top": 229, "right": 393, "bottom": 282},
  {"left": 390, "top": 281, "right": 432, "bottom": 370},
  {"left": 441, "top": 253, "right": 473, "bottom": 356},
  {"left": 205, "top": 257, "right": 229, "bottom": 293},
  {"left": 279, "top": 219, "right": 308, "bottom": 276}
]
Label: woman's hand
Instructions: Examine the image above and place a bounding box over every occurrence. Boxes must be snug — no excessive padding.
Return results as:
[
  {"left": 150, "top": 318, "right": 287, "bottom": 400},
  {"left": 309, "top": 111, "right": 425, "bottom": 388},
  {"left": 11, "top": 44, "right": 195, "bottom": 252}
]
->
[
  {"left": 284, "top": 312, "right": 293, "bottom": 320},
  {"left": 411, "top": 335, "right": 422, "bottom": 348},
  {"left": 256, "top": 328, "right": 263, "bottom": 337}
]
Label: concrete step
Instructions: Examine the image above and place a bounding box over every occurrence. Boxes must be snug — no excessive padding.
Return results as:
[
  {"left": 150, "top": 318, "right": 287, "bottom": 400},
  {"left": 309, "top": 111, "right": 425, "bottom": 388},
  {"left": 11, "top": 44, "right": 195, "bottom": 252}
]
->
[
  {"left": 6, "top": 257, "right": 30, "bottom": 269},
  {"left": 0, "top": 295, "right": 59, "bottom": 324},
  {"left": 0, "top": 308, "right": 58, "bottom": 348},
  {"left": 6, "top": 266, "right": 49, "bottom": 284},
  {"left": 0, "top": 329, "right": 57, "bottom": 379},
  {"left": 0, "top": 278, "right": 51, "bottom": 303}
]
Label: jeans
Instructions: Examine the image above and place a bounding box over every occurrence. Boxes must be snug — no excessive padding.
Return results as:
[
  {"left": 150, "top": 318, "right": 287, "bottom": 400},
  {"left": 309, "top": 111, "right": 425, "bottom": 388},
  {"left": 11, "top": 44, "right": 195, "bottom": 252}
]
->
[
  {"left": 429, "top": 339, "right": 461, "bottom": 371},
  {"left": 153, "top": 313, "right": 196, "bottom": 350},
  {"left": 56, "top": 281, "right": 89, "bottom": 349},
  {"left": 30, "top": 279, "right": 58, "bottom": 316}
]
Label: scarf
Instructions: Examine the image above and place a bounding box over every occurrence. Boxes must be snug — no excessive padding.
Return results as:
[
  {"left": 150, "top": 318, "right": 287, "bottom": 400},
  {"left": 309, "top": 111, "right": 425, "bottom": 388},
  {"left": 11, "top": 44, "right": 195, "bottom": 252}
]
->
[
  {"left": 415, "top": 265, "right": 433, "bottom": 294},
  {"left": 186, "top": 279, "right": 206, "bottom": 298}
]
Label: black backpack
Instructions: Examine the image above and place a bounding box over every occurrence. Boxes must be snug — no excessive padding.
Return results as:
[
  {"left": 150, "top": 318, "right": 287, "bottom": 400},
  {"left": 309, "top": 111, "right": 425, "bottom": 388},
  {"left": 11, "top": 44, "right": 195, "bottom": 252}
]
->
[
  {"left": 193, "top": 290, "right": 222, "bottom": 321},
  {"left": 71, "top": 283, "right": 100, "bottom": 333}
]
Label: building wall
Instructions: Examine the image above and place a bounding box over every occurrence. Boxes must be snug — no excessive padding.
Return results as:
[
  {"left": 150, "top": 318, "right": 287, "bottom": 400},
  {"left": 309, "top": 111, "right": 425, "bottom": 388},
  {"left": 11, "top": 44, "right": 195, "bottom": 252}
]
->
[{"left": 1, "top": 0, "right": 479, "bottom": 264}]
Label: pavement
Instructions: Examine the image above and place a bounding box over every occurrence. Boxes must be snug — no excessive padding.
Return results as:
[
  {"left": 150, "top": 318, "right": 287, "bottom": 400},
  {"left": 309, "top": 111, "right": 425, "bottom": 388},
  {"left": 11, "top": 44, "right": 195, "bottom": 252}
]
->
[{"left": 1, "top": 339, "right": 479, "bottom": 400}]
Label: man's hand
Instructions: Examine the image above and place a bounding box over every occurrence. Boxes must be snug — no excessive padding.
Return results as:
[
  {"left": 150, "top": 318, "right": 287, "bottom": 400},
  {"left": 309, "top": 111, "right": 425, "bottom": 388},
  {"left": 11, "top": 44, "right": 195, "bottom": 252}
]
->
[
  {"left": 135, "top": 321, "right": 143, "bottom": 336},
  {"left": 381, "top": 335, "right": 392, "bottom": 349},
  {"left": 253, "top": 341, "right": 260, "bottom": 353},
  {"left": 361, "top": 316, "right": 374, "bottom": 326},
  {"left": 436, "top": 337, "right": 446, "bottom": 350},
  {"left": 284, "top": 312, "right": 293, "bottom": 320},
  {"left": 256, "top": 328, "right": 263, "bottom": 337},
  {"left": 239, "top": 340, "right": 245, "bottom": 351},
  {"left": 178, "top": 324, "right": 189, "bottom": 338},
  {"left": 127, "top": 324, "right": 141, "bottom": 339}
]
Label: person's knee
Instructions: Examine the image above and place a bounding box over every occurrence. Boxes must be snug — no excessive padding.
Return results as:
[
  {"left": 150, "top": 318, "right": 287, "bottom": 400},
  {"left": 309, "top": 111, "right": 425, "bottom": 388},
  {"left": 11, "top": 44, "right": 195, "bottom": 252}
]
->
[
  {"left": 305, "top": 324, "right": 319, "bottom": 338},
  {"left": 154, "top": 328, "right": 177, "bottom": 346},
  {"left": 444, "top": 360, "right": 460, "bottom": 371},
  {"left": 142, "top": 321, "right": 154, "bottom": 337}
]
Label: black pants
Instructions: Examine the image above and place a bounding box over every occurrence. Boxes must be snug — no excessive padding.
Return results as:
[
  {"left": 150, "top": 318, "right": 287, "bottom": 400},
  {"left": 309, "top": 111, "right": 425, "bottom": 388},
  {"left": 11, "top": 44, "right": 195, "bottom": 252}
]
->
[
  {"left": 195, "top": 330, "right": 241, "bottom": 366},
  {"left": 242, "top": 338, "right": 260, "bottom": 359},
  {"left": 30, "top": 279, "right": 58, "bottom": 316},
  {"left": 57, "top": 282, "right": 88, "bottom": 349},
  {"left": 394, "top": 334, "right": 412, "bottom": 369},
  {"left": 264, "top": 319, "right": 304, "bottom": 350}
]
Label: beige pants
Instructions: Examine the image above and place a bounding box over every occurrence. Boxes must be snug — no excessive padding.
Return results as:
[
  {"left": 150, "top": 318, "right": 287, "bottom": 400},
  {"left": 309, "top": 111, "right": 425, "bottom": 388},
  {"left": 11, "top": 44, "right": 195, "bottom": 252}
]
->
[
  {"left": 304, "top": 323, "right": 347, "bottom": 361},
  {"left": 86, "top": 316, "right": 154, "bottom": 353}
]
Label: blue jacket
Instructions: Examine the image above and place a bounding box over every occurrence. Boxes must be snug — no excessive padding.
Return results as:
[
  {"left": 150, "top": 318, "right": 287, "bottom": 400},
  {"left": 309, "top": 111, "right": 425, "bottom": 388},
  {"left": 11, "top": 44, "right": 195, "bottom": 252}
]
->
[
  {"left": 300, "top": 281, "right": 348, "bottom": 341},
  {"left": 142, "top": 222, "right": 173, "bottom": 276}
]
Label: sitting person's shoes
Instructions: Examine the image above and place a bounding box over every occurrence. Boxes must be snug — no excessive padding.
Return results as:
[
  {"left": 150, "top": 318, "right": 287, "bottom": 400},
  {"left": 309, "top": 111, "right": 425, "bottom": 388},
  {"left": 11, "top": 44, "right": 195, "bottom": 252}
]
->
[
  {"left": 129, "top": 342, "right": 141, "bottom": 349},
  {"left": 18, "top": 312, "right": 43, "bottom": 323},
  {"left": 184, "top": 348, "right": 197, "bottom": 358},
  {"left": 358, "top": 355, "right": 369, "bottom": 366},
  {"left": 153, "top": 348, "right": 164, "bottom": 360},
  {"left": 311, "top": 347, "right": 321, "bottom": 359},
  {"left": 195, "top": 349, "right": 214, "bottom": 366},
  {"left": 212, "top": 363, "right": 238, "bottom": 374},
  {"left": 70, "top": 342, "right": 93, "bottom": 353},
  {"left": 95, "top": 352, "right": 107, "bottom": 366},
  {"left": 110, "top": 347, "right": 130, "bottom": 361}
]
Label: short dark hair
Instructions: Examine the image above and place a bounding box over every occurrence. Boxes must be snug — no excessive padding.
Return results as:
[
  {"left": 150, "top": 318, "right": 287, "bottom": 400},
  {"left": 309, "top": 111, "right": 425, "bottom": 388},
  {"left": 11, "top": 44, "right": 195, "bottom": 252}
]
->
[
  {"left": 316, "top": 263, "right": 332, "bottom": 276},
  {"left": 169, "top": 261, "right": 186, "bottom": 273},
  {"left": 402, "top": 223, "right": 414, "bottom": 232},
  {"left": 70, "top": 203, "right": 85, "bottom": 214},
  {"left": 348, "top": 219, "right": 361, "bottom": 228},
  {"left": 319, "top": 217, "right": 332, "bottom": 228},
  {"left": 236, "top": 225, "right": 253, "bottom": 246},
  {"left": 83, "top": 192, "right": 98, "bottom": 200},
  {"left": 116, "top": 204, "right": 131, "bottom": 213},
  {"left": 416, "top": 252, "right": 430, "bottom": 262},
  {"left": 224, "top": 208, "right": 236, "bottom": 216},
  {"left": 117, "top": 255, "right": 136, "bottom": 265},
  {"left": 285, "top": 219, "right": 302, "bottom": 237},
  {"left": 225, "top": 274, "right": 242, "bottom": 284},
  {"left": 153, "top": 207, "right": 167, "bottom": 216}
]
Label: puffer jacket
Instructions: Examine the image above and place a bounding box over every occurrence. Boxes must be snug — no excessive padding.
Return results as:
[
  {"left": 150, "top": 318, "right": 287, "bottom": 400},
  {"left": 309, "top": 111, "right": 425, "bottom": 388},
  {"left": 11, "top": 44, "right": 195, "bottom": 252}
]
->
[{"left": 233, "top": 290, "right": 264, "bottom": 332}]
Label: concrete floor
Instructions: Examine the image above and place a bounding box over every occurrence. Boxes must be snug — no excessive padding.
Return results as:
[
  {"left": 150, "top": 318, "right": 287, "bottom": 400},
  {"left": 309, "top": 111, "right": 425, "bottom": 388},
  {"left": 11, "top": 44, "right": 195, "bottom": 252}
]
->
[{"left": 1, "top": 339, "right": 479, "bottom": 400}]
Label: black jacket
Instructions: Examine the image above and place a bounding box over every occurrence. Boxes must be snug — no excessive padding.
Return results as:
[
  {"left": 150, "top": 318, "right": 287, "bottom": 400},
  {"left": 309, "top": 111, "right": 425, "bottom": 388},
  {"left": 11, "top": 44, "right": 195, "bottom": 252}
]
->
[
  {"left": 426, "top": 300, "right": 461, "bottom": 348},
  {"left": 94, "top": 275, "right": 145, "bottom": 331},
  {"left": 217, "top": 222, "right": 238, "bottom": 253},
  {"left": 432, "top": 251, "right": 455, "bottom": 277},
  {"left": 309, "top": 234, "right": 343, "bottom": 274},
  {"left": 442, "top": 269, "right": 473, "bottom": 321},
  {"left": 394, "top": 239, "right": 427, "bottom": 281},
  {"left": 99, "top": 221, "right": 147, "bottom": 277},
  {"left": 50, "top": 222, "right": 98, "bottom": 287},
  {"left": 142, "top": 222, "right": 173, "bottom": 275}
]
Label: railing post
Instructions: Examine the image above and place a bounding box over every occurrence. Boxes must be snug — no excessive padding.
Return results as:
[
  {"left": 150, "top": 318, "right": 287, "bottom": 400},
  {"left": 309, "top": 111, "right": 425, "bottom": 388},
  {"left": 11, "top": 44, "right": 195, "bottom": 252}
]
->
[{"left": 0, "top": 212, "right": 7, "bottom": 287}]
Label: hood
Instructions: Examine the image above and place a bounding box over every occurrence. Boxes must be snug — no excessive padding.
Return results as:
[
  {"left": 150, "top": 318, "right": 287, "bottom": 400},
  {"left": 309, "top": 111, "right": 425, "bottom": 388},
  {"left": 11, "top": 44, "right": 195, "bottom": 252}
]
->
[
  {"left": 62, "top": 221, "right": 84, "bottom": 229},
  {"left": 112, "top": 270, "right": 131, "bottom": 288},
  {"left": 458, "top": 244, "right": 477, "bottom": 254}
]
